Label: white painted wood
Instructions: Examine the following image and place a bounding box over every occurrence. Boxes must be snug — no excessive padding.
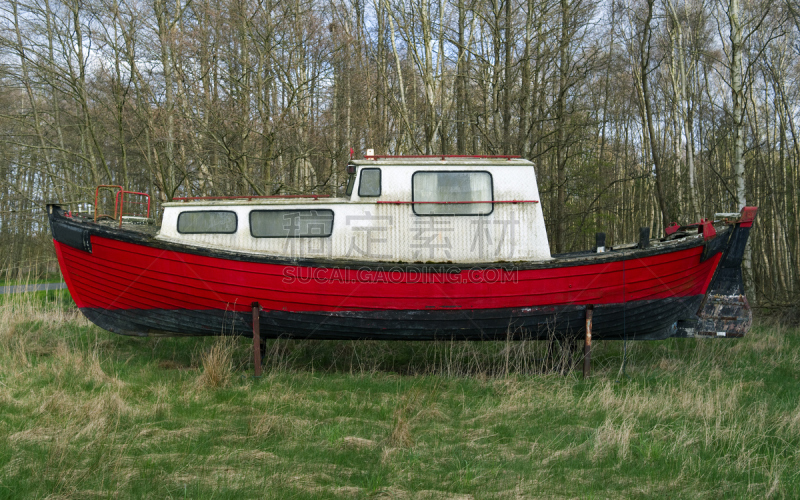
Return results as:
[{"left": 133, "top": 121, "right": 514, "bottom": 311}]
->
[{"left": 156, "top": 158, "right": 552, "bottom": 263}]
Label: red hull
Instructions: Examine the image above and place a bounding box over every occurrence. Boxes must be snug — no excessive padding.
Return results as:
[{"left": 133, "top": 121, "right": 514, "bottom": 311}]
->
[{"left": 55, "top": 235, "right": 719, "bottom": 314}]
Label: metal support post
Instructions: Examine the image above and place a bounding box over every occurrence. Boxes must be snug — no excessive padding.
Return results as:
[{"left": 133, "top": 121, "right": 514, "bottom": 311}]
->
[
  {"left": 252, "top": 302, "right": 262, "bottom": 377},
  {"left": 584, "top": 305, "right": 593, "bottom": 378}
]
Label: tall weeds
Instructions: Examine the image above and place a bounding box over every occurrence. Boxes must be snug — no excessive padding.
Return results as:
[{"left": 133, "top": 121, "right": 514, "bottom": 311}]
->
[
  {"left": 253, "top": 328, "right": 584, "bottom": 378},
  {"left": 0, "top": 280, "right": 797, "bottom": 497},
  {"left": 196, "top": 335, "right": 238, "bottom": 389},
  {"left": 0, "top": 272, "right": 83, "bottom": 367}
]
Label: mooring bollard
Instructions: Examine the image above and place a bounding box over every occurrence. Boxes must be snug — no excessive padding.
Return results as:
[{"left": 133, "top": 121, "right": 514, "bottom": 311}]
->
[
  {"left": 584, "top": 305, "right": 593, "bottom": 378},
  {"left": 595, "top": 232, "right": 606, "bottom": 253},
  {"left": 252, "top": 302, "right": 262, "bottom": 377},
  {"left": 638, "top": 227, "right": 650, "bottom": 249}
]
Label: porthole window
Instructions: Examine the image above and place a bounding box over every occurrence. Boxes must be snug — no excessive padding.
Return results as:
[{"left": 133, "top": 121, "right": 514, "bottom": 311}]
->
[
  {"left": 250, "top": 210, "right": 334, "bottom": 238},
  {"left": 412, "top": 171, "right": 493, "bottom": 215},
  {"left": 358, "top": 168, "right": 381, "bottom": 197},
  {"left": 177, "top": 211, "right": 237, "bottom": 234}
]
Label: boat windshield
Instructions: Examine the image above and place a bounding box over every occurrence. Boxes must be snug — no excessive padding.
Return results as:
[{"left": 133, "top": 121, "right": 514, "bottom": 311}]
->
[{"left": 345, "top": 173, "right": 356, "bottom": 196}]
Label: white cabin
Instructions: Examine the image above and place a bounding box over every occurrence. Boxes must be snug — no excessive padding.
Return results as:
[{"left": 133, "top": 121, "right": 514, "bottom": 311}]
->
[{"left": 156, "top": 157, "right": 552, "bottom": 263}]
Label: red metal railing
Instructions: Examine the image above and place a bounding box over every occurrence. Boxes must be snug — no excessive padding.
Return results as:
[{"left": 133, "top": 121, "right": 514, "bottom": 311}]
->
[
  {"left": 92, "top": 185, "right": 151, "bottom": 226},
  {"left": 116, "top": 190, "right": 151, "bottom": 227},
  {"left": 94, "top": 185, "right": 122, "bottom": 222}
]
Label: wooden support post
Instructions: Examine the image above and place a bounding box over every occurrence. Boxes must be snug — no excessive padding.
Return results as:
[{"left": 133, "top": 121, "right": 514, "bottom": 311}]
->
[
  {"left": 584, "top": 305, "right": 593, "bottom": 378},
  {"left": 252, "top": 302, "right": 261, "bottom": 377}
]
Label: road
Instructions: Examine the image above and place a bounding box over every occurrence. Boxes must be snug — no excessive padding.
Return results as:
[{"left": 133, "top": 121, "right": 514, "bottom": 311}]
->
[{"left": 0, "top": 283, "right": 67, "bottom": 294}]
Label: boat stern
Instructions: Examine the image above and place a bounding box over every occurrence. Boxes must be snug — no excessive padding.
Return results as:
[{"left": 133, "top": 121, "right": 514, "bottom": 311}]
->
[{"left": 675, "top": 207, "right": 757, "bottom": 338}]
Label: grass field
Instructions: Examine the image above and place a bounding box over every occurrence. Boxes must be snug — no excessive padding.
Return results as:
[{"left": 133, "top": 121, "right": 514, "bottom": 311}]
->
[
  {"left": 0, "top": 290, "right": 798, "bottom": 498},
  {"left": 0, "top": 271, "right": 64, "bottom": 287}
]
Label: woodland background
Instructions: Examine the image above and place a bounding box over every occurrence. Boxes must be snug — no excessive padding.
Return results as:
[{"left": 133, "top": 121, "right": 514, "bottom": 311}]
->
[{"left": 0, "top": 0, "right": 798, "bottom": 307}]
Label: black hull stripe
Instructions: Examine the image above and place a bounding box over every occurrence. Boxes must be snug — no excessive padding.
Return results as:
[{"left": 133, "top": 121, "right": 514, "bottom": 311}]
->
[{"left": 80, "top": 297, "right": 702, "bottom": 341}]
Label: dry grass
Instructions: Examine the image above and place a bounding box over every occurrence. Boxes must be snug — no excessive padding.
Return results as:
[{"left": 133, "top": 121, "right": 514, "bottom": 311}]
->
[
  {"left": 387, "top": 409, "right": 413, "bottom": 448},
  {"left": 592, "top": 417, "right": 635, "bottom": 461},
  {"left": 195, "top": 335, "right": 238, "bottom": 389},
  {"left": 1, "top": 287, "right": 798, "bottom": 497}
]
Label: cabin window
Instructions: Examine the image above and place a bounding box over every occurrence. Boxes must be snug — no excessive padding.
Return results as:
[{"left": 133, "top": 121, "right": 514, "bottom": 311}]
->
[
  {"left": 345, "top": 174, "right": 356, "bottom": 196},
  {"left": 250, "top": 210, "right": 334, "bottom": 238},
  {"left": 358, "top": 168, "right": 381, "bottom": 197},
  {"left": 412, "top": 171, "right": 493, "bottom": 215},
  {"left": 177, "top": 211, "right": 237, "bottom": 234}
]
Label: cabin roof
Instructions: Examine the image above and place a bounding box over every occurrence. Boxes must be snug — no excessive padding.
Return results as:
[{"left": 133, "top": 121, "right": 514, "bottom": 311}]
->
[
  {"left": 163, "top": 156, "right": 539, "bottom": 207},
  {"left": 350, "top": 156, "right": 534, "bottom": 167}
]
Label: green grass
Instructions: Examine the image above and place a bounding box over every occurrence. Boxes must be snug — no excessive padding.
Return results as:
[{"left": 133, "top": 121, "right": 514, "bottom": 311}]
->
[
  {"left": 0, "top": 279, "right": 63, "bottom": 287},
  {"left": 0, "top": 292, "right": 798, "bottom": 498},
  {"left": 0, "top": 270, "right": 64, "bottom": 287}
]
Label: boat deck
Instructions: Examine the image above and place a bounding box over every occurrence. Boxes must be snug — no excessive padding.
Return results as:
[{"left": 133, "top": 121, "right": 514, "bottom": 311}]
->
[
  {"left": 74, "top": 211, "right": 710, "bottom": 268},
  {"left": 78, "top": 216, "right": 161, "bottom": 237}
]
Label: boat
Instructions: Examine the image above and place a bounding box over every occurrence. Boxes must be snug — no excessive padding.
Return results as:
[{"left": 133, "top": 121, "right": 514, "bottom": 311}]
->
[{"left": 48, "top": 155, "right": 756, "bottom": 341}]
